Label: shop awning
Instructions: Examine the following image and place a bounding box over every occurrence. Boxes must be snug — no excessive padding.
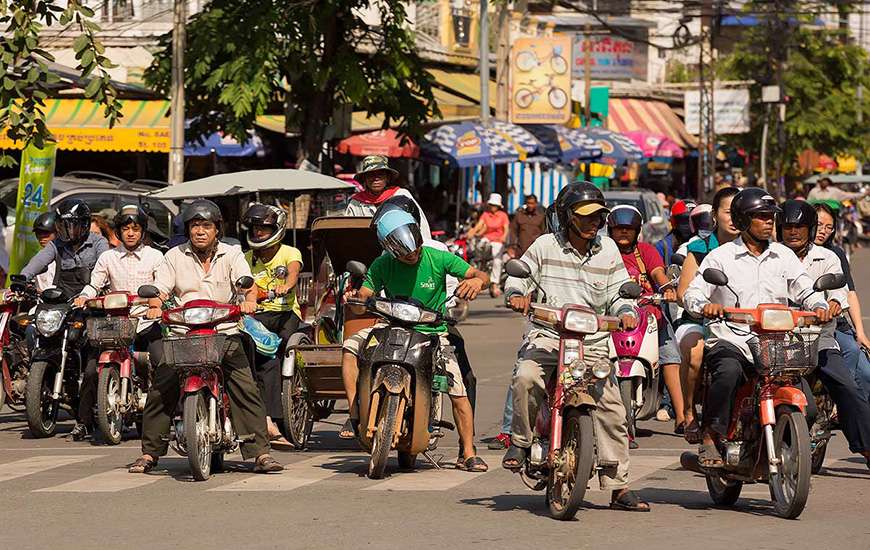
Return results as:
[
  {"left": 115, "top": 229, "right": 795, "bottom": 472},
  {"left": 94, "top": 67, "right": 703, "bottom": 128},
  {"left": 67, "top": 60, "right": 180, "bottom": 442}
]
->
[
  {"left": 427, "top": 68, "right": 496, "bottom": 109},
  {"left": 607, "top": 98, "right": 698, "bottom": 149}
]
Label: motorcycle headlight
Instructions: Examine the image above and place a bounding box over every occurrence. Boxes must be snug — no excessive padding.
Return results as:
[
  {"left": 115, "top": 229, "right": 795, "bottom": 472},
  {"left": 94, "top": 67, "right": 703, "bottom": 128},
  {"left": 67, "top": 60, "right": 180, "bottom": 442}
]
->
[
  {"left": 102, "top": 293, "right": 130, "bottom": 310},
  {"left": 569, "top": 358, "right": 587, "bottom": 380},
  {"left": 760, "top": 309, "right": 795, "bottom": 331},
  {"left": 564, "top": 309, "right": 598, "bottom": 334},
  {"left": 167, "top": 307, "right": 231, "bottom": 325},
  {"left": 591, "top": 359, "right": 613, "bottom": 379},
  {"left": 392, "top": 303, "right": 424, "bottom": 323},
  {"left": 36, "top": 308, "right": 65, "bottom": 337}
]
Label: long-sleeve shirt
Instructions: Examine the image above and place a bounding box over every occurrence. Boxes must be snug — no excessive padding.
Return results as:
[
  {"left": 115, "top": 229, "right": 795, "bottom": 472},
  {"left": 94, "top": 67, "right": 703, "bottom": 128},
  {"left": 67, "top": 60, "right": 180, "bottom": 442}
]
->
[
  {"left": 509, "top": 206, "right": 547, "bottom": 256},
  {"left": 79, "top": 244, "right": 165, "bottom": 298},
  {"left": 807, "top": 185, "right": 865, "bottom": 203},
  {"left": 21, "top": 232, "right": 110, "bottom": 294},
  {"left": 504, "top": 233, "right": 635, "bottom": 347},
  {"left": 797, "top": 244, "right": 848, "bottom": 350},
  {"left": 684, "top": 237, "right": 827, "bottom": 360},
  {"left": 344, "top": 188, "right": 432, "bottom": 239}
]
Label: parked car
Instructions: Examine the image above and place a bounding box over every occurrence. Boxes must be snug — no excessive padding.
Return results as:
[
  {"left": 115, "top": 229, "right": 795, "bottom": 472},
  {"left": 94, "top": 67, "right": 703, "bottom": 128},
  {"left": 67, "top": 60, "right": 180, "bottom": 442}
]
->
[{"left": 603, "top": 189, "right": 668, "bottom": 243}]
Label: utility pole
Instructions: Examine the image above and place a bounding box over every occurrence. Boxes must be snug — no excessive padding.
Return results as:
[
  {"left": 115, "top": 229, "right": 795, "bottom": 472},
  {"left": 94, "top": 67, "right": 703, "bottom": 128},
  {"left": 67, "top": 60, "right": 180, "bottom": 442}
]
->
[
  {"left": 494, "top": 1, "right": 510, "bottom": 121},
  {"left": 479, "top": 0, "right": 490, "bottom": 125},
  {"left": 168, "top": 0, "right": 186, "bottom": 185},
  {"left": 583, "top": 0, "right": 596, "bottom": 127},
  {"left": 857, "top": 9, "right": 865, "bottom": 177}
]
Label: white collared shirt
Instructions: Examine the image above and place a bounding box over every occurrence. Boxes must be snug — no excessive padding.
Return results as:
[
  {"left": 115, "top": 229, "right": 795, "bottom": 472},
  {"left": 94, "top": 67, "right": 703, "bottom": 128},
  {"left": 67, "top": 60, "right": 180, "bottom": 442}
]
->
[
  {"left": 798, "top": 244, "right": 848, "bottom": 350},
  {"left": 80, "top": 244, "right": 164, "bottom": 299},
  {"left": 684, "top": 237, "right": 827, "bottom": 360}
]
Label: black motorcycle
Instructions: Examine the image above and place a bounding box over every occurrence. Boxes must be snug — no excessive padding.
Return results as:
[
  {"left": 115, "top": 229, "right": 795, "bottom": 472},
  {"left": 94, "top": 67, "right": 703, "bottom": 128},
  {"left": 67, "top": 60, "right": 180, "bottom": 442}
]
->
[{"left": 25, "top": 288, "right": 88, "bottom": 438}]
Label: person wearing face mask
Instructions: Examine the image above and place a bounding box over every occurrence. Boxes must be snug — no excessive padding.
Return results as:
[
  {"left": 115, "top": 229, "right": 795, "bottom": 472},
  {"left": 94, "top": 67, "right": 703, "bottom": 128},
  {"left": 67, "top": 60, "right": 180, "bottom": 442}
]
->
[
  {"left": 777, "top": 200, "right": 870, "bottom": 467},
  {"left": 654, "top": 199, "right": 697, "bottom": 265},
  {"left": 508, "top": 194, "right": 547, "bottom": 259}
]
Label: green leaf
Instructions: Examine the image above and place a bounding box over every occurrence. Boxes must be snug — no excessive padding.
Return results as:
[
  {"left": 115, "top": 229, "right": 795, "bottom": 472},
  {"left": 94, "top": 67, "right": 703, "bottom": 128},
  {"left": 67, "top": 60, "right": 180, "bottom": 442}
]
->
[{"left": 83, "top": 77, "right": 101, "bottom": 98}]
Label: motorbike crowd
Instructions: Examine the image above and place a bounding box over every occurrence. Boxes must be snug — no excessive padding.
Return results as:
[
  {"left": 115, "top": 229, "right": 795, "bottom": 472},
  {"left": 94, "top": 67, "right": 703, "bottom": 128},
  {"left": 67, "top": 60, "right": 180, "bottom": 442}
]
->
[{"left": 2, "top": 153, "right": 869, "bottom": 520}]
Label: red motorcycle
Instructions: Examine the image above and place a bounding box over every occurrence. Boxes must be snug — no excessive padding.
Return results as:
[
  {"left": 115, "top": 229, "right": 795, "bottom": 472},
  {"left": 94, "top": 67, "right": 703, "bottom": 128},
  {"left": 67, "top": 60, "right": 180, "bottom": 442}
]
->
[
  {"left": 504, "top": 259, "right": 633, "bottom": 520},
  {"left": 681, "top": 269, "right": 844, "bottom": 519},
  {"left": 84, "top": 292, "right": 152, "bottom": 445},
  {"left": 0, "top": 276, "right": 39, "bottom": 412},
  {"left": 138, "top": 276, "right": 254, "bottom": 481}
]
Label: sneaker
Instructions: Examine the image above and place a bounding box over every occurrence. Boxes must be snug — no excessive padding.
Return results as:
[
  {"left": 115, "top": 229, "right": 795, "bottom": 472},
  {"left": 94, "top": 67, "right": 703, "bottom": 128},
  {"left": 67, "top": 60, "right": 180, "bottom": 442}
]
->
[
  {"left": 70, "top": 423, "right": 90, "bottom": 441},
  {"left": 487, "top": 433, "right": 511, "bottom": 450},
  {"left": 655, "top": 408, "right": 671, "bottom": 422}
]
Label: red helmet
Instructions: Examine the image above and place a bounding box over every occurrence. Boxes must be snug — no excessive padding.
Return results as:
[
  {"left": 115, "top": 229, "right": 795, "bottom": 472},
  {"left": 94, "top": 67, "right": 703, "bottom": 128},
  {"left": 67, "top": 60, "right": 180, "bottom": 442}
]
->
[{"left": 669, "top": 199, "right": 696, "bottom": 227}]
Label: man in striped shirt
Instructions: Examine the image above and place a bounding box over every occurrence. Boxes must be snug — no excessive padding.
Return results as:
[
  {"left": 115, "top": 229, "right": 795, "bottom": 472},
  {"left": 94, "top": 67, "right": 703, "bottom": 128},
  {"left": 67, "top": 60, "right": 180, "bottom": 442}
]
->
[{"left": 501, "top": 182, "right": 651, "bottom": 512}]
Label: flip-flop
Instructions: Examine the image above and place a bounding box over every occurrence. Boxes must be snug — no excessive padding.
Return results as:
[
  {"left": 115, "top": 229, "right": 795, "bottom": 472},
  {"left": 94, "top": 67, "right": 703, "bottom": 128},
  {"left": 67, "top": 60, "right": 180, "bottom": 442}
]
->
[
  {"left": 128, "top": 456, "right": 157, "bottom": 474},
  {"left": 458, "top": 456, "right": 489, "bottom": 472},
  {"left": 684, "top": 419, "right": 702, "bottom": 444},
  {"left": 674, "top": 421, "right": 686, "bottom": 435},
  {"left": 698, "top": 442, "right": 724, "bottom": 469},
  {"left": 502, "top": 445, "right": 528, "bottom": 471},
  {"left": 269, "top": 435, "right": 294, "bottom": 449},
  {"left": 338, "top": 418, "right": 357, "bottom": 440},
  {"left": 610, "top": 490, "right": 651, "bottom": 512}
]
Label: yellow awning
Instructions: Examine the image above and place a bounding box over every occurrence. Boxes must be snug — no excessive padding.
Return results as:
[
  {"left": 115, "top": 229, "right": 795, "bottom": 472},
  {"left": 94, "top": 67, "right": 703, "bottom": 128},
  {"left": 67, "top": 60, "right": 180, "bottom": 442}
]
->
[
  {"left": 0, "top": 99, "right": 170, "bottom": 153},
  {"left": 427, "top": 68, "right": 496, "bottom": 109}
]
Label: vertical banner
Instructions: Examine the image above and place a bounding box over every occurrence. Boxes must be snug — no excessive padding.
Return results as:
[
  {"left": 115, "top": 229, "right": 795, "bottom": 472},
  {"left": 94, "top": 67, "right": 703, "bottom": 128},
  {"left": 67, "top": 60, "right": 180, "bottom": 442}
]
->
[
  {"left": 8, "top": 142, "right": 57, "bottom": 280},
  {"left": 509, "top": 34, "right": 573, "bottom": 124}
]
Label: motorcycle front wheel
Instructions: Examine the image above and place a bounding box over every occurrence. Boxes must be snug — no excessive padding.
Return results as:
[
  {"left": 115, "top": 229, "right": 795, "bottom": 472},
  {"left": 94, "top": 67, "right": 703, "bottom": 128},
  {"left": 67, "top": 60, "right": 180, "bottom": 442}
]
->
[
  {"left": 368, "top": 392, "right": 401, "bottom": 479},
  {"left": 96, "top": 367, "right": 124, "bottom": 445},
  {"left": 769, "top": 407, "right": 811, "bottom": 519},
  {"left": 546, "top": 408, "right": 594, "bottom": 520},
  {"left": 705, "top": 473, "right": 743, "bottom": 506},
  {"left": 183, "top": 392, "right": 214, "bottom": 481},
  {"left": 25, "top": 361, "right": 59, "bottom": 438}
]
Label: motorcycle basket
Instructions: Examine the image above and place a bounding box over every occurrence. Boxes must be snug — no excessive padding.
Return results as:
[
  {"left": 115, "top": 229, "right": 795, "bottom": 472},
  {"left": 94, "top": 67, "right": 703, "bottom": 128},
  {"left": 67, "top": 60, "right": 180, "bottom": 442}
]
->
[
  {"left": 86, "top": 316, "right": 138, "bottom": 348},
  {"left": 747, "top": 332, "right": 819, "bottom": 376},
  {"left": 163, "top": 334, "right": 227, "bottom": 368}
]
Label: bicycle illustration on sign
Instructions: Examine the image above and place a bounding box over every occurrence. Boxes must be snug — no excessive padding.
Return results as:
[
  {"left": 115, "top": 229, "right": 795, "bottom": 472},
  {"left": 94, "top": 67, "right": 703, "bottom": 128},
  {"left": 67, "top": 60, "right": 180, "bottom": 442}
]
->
[
  {"left": 515, "top": 44, "right": 569, "bottom": 75},
  {"left": 513, "top": 76, "right": 569, "bottom": 110}
]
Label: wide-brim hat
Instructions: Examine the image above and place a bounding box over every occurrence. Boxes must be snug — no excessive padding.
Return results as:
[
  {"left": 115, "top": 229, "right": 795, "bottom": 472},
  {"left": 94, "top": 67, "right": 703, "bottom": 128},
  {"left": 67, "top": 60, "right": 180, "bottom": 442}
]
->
[
  {"left": 356, "top": 155, "right": 399, "bottom": 178},
  {"left": 487, "top": 193, "right": 504, "bottom": 208}
]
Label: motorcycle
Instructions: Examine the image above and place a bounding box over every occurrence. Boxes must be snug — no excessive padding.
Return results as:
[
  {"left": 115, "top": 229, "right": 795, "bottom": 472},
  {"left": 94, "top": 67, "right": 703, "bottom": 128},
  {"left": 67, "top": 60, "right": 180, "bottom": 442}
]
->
[
  {"left": 83, "top": 292, "right": 152, "bottom": 445},
  {"left": 680, "top": 268, "right": 844, "bottom": 519},
  {"left": 24, "top": 287, "right": 88, "bottom": 438},
  {"left": 0, "top": 276, "right": 39, "bottom": 412},
  {"left": 138, "top": 276, "right": 255, "bottom": 481},
  {"left": 503, "top": 259, "right": 634, "bottom": 520},
  {"left": 347, "top": 261, "right": 451, "bottom": 479},
  {"left": 807, "top": 375, "right": 834, "bottom": 475}
]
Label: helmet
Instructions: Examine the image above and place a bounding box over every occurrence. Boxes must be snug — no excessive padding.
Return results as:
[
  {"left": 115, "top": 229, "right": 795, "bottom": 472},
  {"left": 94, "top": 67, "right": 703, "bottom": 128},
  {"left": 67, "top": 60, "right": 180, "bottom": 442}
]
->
[
  {"left": 372, "top": 195, "right": 421, "bottom": 228},
  {"left": 606, "top": 205, "right": 643, "bottom": 231},
  {"left": 114, "top": 204, "right": 149, "bottom": 231},
  {"left": 374, "top": 209, "right": 422, "bottom": 259},
  {"left": 241, "top": 203, "right": 286, "bottom": 250},
  {"left": 555, "top": 181, "right": 610, "bottom": 237},
  {"left": 182, "top": 199, "right": 223, "bottom": 236},
  {"left": 54, "top": 198, "right": 91, "bottom": 243},
  {"left": 777, "top": 199, "right": 818, "bottom": 242},
  {"left": 689, "top": 204, "right": 715, "bottom": 237},
  {"left": 731, "top": 187, "right": 781, "bottom": 232},
  {"left": 32, "top": 211, "right": 57, "bottom": 234},
  {"left": 669, "top": 199, "right": 696, "bottom": 241}
]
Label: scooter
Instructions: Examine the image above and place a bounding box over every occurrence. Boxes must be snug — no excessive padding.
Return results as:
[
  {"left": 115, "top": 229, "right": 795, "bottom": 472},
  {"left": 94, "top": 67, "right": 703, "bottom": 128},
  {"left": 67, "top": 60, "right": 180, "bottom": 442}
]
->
[
  {"left": 503, "top": 259, "right": 636, "bottom": 520},
  {"left": 680, "top": 269, "right": 844, "bottom": 519},
  {"left": 0, "top": 276, "right": 39, "bottom": 412},
  {"left": 138, "top": 276, "right": 254, "bottom": 481}
]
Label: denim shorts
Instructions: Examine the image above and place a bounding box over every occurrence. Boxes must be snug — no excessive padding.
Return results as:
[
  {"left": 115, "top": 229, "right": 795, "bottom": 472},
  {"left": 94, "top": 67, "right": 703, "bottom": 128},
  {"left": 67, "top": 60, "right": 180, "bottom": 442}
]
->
[{"left": 657, "top": 320, "right": 682, "bottom": 365}]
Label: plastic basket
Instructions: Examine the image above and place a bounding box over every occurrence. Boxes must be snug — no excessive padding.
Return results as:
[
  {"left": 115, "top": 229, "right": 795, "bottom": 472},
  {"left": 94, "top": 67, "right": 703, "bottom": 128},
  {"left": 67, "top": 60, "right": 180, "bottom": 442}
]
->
[
  {"left": 162, "top": 333, "right": 227, "bottom": 368},
  {"left": 86, "top": 316, "right": 137, "bottom": 348},
  {"left": 747, "top": 332, "right": 819, "bottom": 375}
]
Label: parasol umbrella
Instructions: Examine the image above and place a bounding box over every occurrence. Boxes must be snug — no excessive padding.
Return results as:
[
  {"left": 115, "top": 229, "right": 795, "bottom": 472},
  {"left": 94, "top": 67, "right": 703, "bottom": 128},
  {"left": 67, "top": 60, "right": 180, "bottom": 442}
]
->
[
  {"left": 488, "top": 120, "right": 544, "bottom": 160},
  {"left": 336, "top": 129, "right": 419, "bottom": 158},
  {"left": 421, "top": 121, "right": 520, "bottom": 167},
  {"left": 146, "top": 169, "right": 354, "bottom": 200},
  {"left": 575, "top": 128, "right": 644, "bottom": 165},
  {"left": 623, "top": 131, "right": 684, "bottom": 159},
  {"left": 523, "top": 124, "right": 603, "bottom": 163}
]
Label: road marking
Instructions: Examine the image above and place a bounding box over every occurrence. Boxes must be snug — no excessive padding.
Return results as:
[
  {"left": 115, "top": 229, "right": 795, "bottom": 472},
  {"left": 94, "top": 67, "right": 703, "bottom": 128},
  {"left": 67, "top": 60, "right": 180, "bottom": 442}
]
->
[
  {"left": 208, "top": 455, "right": 360, "bottom": 492},
  {"left": 34, "top": 468, "right": 165, "bottom": 493},
  {"left": 0, "top": 455, "right": 103, "bottom": 484},
  {"left": 363, "top": 467, "right": 488, "bottom": 491}
]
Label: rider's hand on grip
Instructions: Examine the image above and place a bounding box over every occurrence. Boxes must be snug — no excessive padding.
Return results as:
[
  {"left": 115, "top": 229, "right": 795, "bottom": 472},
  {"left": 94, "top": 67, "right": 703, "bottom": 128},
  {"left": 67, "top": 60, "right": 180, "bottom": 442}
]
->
[
  {"left": 619, "top": 313, "right": 638, "bottom": 330},
  {"left": 508, "top": 294, "right": 531, "bottom": 315},
  {"left": 702, "top": 303, "right": 725, "bottom": 319},
  {"left": 239, "top": 301, "right": 257, "bottom": 314},
  {"left": 814, "top": 306, "right": 833, "bottom": 323},
  {"left": 145, "top": 306, "right": 163, "bottom": 320},
  {"left": 662, "top": 288, "right": 677, "bottom": 303},
  {"left": 825, "top": 299, "right": 842, "bottom": 319}
]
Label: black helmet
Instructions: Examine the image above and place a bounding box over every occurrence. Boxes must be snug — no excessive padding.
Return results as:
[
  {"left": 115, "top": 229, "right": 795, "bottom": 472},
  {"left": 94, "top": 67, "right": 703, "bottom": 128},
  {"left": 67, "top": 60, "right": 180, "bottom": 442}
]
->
[
  {"left": 777, "top": 199, "right": 818, "bottom": 242},
  {"left": 54, "top": 198, "right": 91, "bottom": 243},
  {"left": 241, "top": 203, "right": 287, "bottom": 250},
  {"left": 114, "top": 204, "right": 149, "bottom": 231},
  {"left": 182, "top": 199, "right": 223, "bottom": 236},
  {"left": 555, "top": 181, "right": 610, "bottom": 237},
  {"left": 606, "top": 205, "right": 643, "bottom": 230},
  {"left": 372, "top": 195, "right": 422, "bottom": 227},
  {"left": 730, "top": 187, "right": 781, "bottom": 232},
  {"left": 32, "top": 211, "right": 57, "bottom": 234}
]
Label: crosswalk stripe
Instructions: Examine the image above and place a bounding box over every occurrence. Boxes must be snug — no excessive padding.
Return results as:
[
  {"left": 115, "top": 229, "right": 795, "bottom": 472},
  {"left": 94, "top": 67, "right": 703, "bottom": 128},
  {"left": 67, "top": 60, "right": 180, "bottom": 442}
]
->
[
  {"left": 208, "top": 455, "right": 362, "bottom": 492},
  {"left": 34, "top": 468, "right": 164, "bottom": 493},
  {"left": 363, "top": 467, "right": 488, "bottom": 491},
  {"left": 0, "top": 455, "right": 104, "bottom": 484}
]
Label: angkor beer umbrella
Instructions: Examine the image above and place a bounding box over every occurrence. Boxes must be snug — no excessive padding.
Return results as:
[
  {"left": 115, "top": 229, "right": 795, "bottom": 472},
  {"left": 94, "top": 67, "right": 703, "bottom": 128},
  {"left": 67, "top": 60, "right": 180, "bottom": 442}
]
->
[
  {"left": 524, "top": 124, "right": 603, "bottom": 163},
  {"left": 421, "top": 121, "right": 520, "bottom": 167}
]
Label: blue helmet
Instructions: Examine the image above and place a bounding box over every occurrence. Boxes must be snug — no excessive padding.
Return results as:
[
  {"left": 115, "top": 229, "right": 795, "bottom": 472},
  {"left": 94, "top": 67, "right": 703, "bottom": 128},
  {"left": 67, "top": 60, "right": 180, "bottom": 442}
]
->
[{"left": 375, "top": 209, "right": 422, "bottom": 259}]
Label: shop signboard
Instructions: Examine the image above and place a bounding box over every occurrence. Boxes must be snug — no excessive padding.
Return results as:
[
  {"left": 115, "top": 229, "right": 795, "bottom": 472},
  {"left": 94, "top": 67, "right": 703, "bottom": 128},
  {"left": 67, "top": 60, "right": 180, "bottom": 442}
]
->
[{"left": 509, "top": 35, "right": 573, "bottom": 124}]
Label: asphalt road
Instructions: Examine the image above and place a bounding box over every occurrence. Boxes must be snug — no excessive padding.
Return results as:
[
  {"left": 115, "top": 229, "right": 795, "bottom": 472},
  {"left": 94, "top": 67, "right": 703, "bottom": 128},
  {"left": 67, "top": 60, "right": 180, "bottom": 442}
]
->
[{"left": 1, "top": 250, "right": 870, "bottom": 550}]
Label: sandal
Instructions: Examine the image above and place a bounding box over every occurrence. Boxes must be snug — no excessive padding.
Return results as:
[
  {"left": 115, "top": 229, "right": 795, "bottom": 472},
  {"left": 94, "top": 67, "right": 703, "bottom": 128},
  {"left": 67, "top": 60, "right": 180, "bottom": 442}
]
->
[
  {"left": 338, "top": 417, "right": 357, "bottom": 440},
  {"left": 610, "top": 489, "right": 651, "bottom": 512},
  {"left": 502, "top": 445, "right": 528, "bottom": 471},
  {"left": 269, "top": 435, "right": 294, "bottom": 449},
  {"left": 698, "top": 442, "right": 724, "bottom": 469},
  {"left": 458, "top": 455, "right": 489, "bottom": 472},
  {"left": 674, "top": 421, "right": 686, "bottom": 435},
  {"left": 684, "top": 419, "right": 702, "bottom": 445},
  {"left": 253, "top": 454, "right": 284, "bottom": 473},
  {"left": 128, "top": 456, "right": 157, "bottom": 474}
]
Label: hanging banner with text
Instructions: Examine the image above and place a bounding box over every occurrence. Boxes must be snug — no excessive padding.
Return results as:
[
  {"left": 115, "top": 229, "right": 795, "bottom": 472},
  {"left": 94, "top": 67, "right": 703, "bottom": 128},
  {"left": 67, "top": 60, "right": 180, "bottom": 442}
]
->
[
  {"left": 684, "top": 89, "right": 751, "bottom": 134},
  {"left": 8, "top": 142, "right": 57, "bottom": 280},
  {"left": 509, "top": 35, "right": 573, "bottom": 124}
]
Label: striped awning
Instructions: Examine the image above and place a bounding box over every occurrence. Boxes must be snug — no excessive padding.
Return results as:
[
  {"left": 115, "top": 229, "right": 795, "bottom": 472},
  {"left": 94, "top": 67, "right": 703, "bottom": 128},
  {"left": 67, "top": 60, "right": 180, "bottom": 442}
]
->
[
  {"left": 0, "top": 99, "right": 170, "bottom": 152},
  {"left": 607, "top": 98, "right": 698, "bottom": 149}
]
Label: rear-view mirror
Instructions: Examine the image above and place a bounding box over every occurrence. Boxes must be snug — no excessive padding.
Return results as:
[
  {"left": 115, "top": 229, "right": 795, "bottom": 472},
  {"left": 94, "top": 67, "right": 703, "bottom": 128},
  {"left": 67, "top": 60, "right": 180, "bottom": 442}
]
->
[
  {"left": 274, "top": 266, "right": 288, "bottom": 279},
  {"left": 235, "top": 276, "right": 255, "bottom": 290},
  {"left": 702, "top": 268, "right": 729, "bottom": 287},
  {"left": 346, "top": 261, "right": 367, "bottom": 278},
  {"left": 814, "top": 273, "right": 846, "bottom": 292},
  {"left": 41, "top": 288, "right": 65, "bottom": 303},
  {"left": 618, "top": 281, "right": 643, "bottom": 299},
  {"left": 671, "top": 253, "right": 685, "bottom": 267},
  {"left": 505, "top": 259, "right": 532, "bottom": 279},
  {"left": 666, "top": 264, "right": 681, "bottom": 280},
  {"left": 137, "top": 285, "right": 160, "bottom": 299}
]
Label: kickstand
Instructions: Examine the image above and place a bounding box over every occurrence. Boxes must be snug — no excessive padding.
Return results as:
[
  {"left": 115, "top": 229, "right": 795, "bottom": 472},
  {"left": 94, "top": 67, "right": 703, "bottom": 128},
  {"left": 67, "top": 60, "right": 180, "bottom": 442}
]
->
[{"left": 423, "top": 451, "right": 443, "bottom": 469}]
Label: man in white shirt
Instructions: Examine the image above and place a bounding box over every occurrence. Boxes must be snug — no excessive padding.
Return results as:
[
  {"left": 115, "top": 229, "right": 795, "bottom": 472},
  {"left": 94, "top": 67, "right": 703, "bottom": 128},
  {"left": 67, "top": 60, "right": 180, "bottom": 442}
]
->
[
  {"left": 806, "top": 177, "right": 867, "bottom": 203},
  {"left": 684, "top": 188, "right": 831, "bottom": 468}
]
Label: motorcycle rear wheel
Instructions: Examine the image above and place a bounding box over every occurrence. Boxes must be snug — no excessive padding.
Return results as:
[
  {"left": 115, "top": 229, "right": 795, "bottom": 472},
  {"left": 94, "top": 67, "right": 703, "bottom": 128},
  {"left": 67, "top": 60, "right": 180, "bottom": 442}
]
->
[
  {"left": 25, "top": 361, "right": 59, "bottom": 438},
  {"left": 811, "top": 440, "right": 828, "bottom": 475},
  {"left": 769, "top": 407, "right": 811, "bottom": 519},
  {"left": 705, "top": 473, "right": 743, "bottom": 506},
  {"left": 282, "top": 368, "right": 311, "bottom": 450},
  {"left": 183, "top": 392, "right": 213, "bottom": 481},
  {"left": 547, "top": 408, "right": 594, "bottom": 520},
  {"left": 368, "top": 393, "right": 401, "bottom": 479},
  {"left": 96, "top": 367, "right": 124, "bottom": 445}
]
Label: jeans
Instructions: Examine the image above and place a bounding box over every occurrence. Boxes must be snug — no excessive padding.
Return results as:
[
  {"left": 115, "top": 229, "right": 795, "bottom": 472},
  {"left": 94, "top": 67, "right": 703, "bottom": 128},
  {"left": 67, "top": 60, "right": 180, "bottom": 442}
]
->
[{"left": 835, "top": 329, "right": 870, "bottom": 402}]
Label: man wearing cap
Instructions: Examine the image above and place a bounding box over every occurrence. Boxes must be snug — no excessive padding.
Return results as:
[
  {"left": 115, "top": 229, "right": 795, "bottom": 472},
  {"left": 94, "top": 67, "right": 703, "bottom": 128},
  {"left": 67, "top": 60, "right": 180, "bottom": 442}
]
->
[
  {"left": 466, "top": 193, "right": 510, "bottom": 297},
  {"left": 345, "top": 154, "right": 432, "bottom": 238}
]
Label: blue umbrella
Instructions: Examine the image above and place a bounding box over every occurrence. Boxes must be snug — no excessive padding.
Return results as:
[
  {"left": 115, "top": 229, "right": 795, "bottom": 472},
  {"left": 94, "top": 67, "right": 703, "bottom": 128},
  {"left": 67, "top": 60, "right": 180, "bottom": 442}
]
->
[
  {"left": 523, "top": 125, "right": 603, "bottom": 163},
  {"left": 421, "top": 121, "right": 520, "bottom": 167},
  {"left": 185, "top": 131, "right": 264, "bottom": 157},
  {"left": 574, "top": 128, "right": 644, "bottom": 165}
]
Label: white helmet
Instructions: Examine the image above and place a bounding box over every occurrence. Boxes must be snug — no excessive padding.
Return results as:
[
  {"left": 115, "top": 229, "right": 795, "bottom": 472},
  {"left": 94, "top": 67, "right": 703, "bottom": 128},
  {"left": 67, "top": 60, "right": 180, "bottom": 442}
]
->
[{"left": 241, "top": 203, "right": 287, "bottom": 250}]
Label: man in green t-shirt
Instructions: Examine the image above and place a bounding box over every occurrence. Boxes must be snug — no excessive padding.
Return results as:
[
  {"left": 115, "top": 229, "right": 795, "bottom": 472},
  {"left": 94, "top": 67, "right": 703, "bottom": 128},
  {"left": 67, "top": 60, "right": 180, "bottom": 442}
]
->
[{"left": 342, "top": 210, "right": 491, "bottom": 471}]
